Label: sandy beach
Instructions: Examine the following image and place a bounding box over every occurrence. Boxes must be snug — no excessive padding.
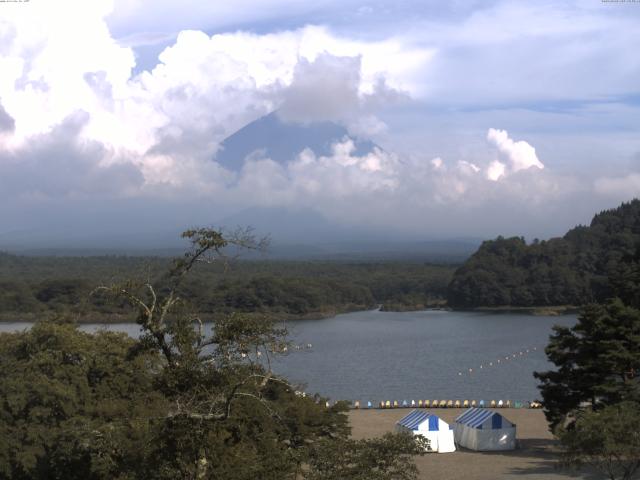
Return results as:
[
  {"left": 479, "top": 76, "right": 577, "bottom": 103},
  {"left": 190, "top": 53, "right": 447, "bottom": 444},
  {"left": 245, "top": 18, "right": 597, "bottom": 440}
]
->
[{"left": 348, "top": 408, "right": 602, "bottom": 480}]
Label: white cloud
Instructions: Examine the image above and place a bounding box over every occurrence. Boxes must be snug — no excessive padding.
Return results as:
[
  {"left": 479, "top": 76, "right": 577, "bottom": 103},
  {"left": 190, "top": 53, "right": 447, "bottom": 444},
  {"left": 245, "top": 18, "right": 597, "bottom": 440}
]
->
[
  {"left": 0, "top": 0, "right": 431, "bottom": 192},
  {"left": 0, "top": 0, "right": 637, "bottom": 241},
  {"left": 430, "top": 157, "right": 443, "bottom": 170},
  {"left": 487, "top": 160, "right": 506, "bottom": 181},
  {"left": 230, "top": 138, "right": 400, "bottom": 207},
  {"left": 486, "top": 128, "right": 544, "bottom": 180},
  {"left": 221, "top": 131, "right": 574, "bottom": 228},
  {"left": 0, "top": 111, "right": 143, "bottom": 199},
  {"left": 278, "top": 54, "right": 361, "bottom": 124},
  {"left": 457, "top": 160, "right": 480, "bottom": 174}
]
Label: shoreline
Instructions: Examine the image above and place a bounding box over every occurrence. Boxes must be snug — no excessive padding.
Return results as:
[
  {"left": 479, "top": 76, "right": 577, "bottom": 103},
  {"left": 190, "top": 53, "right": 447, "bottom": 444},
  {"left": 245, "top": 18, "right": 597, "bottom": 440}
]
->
[
  {"left": 0, "top": 303, "right": 580, "bottom": 324},
  {"left": 467, "top": 305, "right": 580, "bottom": 316}
]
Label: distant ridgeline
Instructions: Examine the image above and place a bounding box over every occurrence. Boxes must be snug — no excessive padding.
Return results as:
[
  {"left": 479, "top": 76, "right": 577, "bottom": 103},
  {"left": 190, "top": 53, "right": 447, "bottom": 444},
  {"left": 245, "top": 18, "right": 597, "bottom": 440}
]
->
[{"left": 447, "top": 200, "right": 640, "bottom": 308}]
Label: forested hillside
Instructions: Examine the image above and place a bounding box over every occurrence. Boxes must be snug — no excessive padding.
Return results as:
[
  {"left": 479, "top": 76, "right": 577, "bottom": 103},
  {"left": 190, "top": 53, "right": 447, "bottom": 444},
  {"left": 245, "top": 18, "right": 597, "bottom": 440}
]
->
[
  {"left": 448, "top": 199, "right": 640, "bottom": 308},
  {"left": 0, "top": 255, "right": 454, "bottom": 321}
]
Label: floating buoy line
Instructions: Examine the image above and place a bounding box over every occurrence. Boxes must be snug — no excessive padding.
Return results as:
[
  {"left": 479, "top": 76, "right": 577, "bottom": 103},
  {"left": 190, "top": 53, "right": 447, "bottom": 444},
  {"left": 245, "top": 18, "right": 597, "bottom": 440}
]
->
[
  {"left": 456, "top": 346, "right": 542, "bottom": 377},
  {"left": 313, "top": 397, "right": 544, "bottom": 410},
  {"left": 282, "top": 344, "right": 546, "bottom": 410}
]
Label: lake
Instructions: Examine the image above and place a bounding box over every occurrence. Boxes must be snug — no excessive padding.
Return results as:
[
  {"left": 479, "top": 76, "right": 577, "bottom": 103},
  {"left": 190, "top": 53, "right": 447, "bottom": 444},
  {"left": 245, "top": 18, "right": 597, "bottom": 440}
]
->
[{"left": 0, "top": 309, "right": 576, "bottom": 404}]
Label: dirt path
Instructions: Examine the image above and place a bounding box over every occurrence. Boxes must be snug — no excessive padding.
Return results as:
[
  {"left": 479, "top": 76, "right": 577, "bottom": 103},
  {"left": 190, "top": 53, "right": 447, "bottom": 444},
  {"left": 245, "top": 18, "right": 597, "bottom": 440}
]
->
[{"left": 348, "top": 409, "right": 602, "bottom": 480}]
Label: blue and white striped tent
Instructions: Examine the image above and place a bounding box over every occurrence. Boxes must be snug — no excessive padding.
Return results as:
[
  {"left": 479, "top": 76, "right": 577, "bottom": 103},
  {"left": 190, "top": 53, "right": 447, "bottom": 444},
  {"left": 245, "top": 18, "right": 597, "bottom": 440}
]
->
[
  {"left": 454, "top": 408, "right": 516, "bottom": 451},
  {"left": 395, "top": 410, "right": 456, "bottom": 453}
]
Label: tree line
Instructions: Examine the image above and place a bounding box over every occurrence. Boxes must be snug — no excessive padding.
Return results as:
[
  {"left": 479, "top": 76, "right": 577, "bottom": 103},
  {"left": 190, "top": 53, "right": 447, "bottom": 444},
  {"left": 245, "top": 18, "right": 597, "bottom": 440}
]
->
[
  {"left": 0, "top": 254, "right": 454, "bottom": 321},
  {"left": 448, "top": 199, "right": 640, "bottom": 308}
]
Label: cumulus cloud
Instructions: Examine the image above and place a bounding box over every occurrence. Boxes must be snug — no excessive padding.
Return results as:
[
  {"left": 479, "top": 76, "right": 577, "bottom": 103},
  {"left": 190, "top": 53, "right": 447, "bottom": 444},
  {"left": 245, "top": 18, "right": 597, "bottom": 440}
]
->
[
  {"left": 199, "top": 130, "right": 597, "bottom": 240},
  {"left": 0, "top": 0, "right": 636, "bottom": 243},
  {"left": 224, "top": 131, "right": 565, "bottom": 217},
  {"left": 486, "top": 160, "right": 506, "bottom": 181},
  {"left": 278, "top": 54, "right": 361, "bottom": 124},
  {"left": 0, "top": 111, "right": 143, "bottom": 199},
  {"left": 486, "top": 128, "right": 544, "bottom": 180},
  {"left": 0, "top": 0, "right": 430, "bottom": 195},
  {"left": 278, "top": 53, "right": 407, "bottom": 135}
]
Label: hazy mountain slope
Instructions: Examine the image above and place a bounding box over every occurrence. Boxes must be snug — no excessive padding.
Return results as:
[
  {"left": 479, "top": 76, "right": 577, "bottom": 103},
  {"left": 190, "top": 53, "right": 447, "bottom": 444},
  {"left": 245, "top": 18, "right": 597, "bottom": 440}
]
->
[{"left": 214, "top": 111, "right": 379, "bottom": 171}]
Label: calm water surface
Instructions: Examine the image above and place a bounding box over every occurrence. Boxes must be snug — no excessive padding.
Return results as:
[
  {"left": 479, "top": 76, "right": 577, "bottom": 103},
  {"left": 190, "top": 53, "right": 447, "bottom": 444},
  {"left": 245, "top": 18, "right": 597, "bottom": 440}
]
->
[{"left": 0, "top": 309, "right": 575, "bottom": 403}]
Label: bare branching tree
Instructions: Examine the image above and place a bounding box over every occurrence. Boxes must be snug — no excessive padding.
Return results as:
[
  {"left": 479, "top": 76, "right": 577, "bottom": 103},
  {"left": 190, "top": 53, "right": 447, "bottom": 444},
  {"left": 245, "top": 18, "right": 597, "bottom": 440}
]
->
[{"left": 92, "top": 227, "right": 290, "bottom": 425}]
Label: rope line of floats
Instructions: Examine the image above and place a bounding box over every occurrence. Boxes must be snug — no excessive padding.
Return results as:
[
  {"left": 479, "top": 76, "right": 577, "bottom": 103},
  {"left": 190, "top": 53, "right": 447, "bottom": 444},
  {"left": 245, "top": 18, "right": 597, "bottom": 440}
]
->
[
  {"left": 350, "top": 399, "right": 543, "bottom": 409},
  {"left": 286, "top": 342, "right": 546, "bottom": 409},
  {"left": 306, "top": 398, "right": 544, "bottom": 409},
  {"left": 456, "top": 346, "right": 541, "bottom": 377},
  {"left": 293, "top": 392, "right": 543, "bottom": 410}
]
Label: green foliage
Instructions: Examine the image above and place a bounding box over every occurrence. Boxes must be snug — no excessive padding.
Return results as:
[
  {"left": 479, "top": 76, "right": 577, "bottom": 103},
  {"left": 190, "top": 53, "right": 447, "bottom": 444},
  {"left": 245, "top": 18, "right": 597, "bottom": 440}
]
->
[
  {"left": 558, "top": 401, "right": 640, "bottom": 480},
  {"left": 448, "top": 199, "right": 640, "bottom": 307},
  {"left": 0, "top": 321, "right": 167, "bottom": 480},
  {"left": 0, "top": 252, "right": 455, "bottom": 321},
  {"left": 304, "top": 432, "right": 427, "bottom": 480},
  {"left": 534, "top": 299, "right": 640, "bottom": 430},
  {"left": 0, "top": 228, "right": 425, "bottom": 479}
]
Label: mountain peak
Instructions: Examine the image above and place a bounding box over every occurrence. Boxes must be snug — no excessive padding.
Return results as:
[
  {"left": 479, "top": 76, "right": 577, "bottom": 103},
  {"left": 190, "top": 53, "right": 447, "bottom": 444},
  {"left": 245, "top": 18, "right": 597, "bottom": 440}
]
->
[{"left": 214, "top": 111, "right": 379, "bottom": 171}]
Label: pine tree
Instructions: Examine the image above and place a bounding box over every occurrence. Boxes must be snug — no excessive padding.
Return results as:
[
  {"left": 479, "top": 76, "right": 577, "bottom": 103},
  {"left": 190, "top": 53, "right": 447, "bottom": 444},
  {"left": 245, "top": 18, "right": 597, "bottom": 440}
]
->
[{"left": 535, "top": 299, "right": 640, "bottom": 430}]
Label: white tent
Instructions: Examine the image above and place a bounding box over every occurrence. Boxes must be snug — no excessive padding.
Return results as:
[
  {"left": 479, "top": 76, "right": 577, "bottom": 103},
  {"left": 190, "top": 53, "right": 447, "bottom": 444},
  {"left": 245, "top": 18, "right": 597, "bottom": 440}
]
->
[
  {"left": 395, "top": 410, "right": 456, "bottom": 453},
  {"left": 454, "top": 408, "right": 516, "bottom": 451}
]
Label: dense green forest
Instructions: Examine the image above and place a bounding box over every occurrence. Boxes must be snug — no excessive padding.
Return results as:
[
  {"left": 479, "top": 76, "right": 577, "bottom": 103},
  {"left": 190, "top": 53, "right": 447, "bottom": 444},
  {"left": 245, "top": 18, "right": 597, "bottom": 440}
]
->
[
  {"left": 0, "top": 229, "right": 425, "bottom": 480},
  {"left": 448, "top": 199, "right": 640, "bottom": 308},
  {"left": 5, "top": 199, "right": 640, "bottom": 317},
  {"left": 0, "top": 254, "right": 454, "bottom": 322}
]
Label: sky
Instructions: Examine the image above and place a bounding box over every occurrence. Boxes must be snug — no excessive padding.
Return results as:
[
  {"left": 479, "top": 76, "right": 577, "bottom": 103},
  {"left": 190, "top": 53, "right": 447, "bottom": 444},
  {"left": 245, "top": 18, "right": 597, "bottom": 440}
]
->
[{"left": 0, "top": 0, "right": 639, "bottom": 247}]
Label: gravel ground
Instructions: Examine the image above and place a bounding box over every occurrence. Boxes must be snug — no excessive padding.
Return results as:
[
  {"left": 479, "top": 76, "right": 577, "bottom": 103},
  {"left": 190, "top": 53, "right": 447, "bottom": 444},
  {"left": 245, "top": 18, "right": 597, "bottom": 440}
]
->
[{"left": 348, "top": 408, "right": 604, "bottom": 480}]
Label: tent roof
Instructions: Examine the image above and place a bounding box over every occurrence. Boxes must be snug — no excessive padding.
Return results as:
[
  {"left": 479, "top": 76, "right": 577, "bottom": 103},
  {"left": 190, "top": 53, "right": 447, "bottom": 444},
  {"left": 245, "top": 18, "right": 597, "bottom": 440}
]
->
[
  {"left": 455, "top": 408, "right": 514, "bottom": 429},
  {"left": 396, "top": 410, "right": 446, "bottom": 431}
]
